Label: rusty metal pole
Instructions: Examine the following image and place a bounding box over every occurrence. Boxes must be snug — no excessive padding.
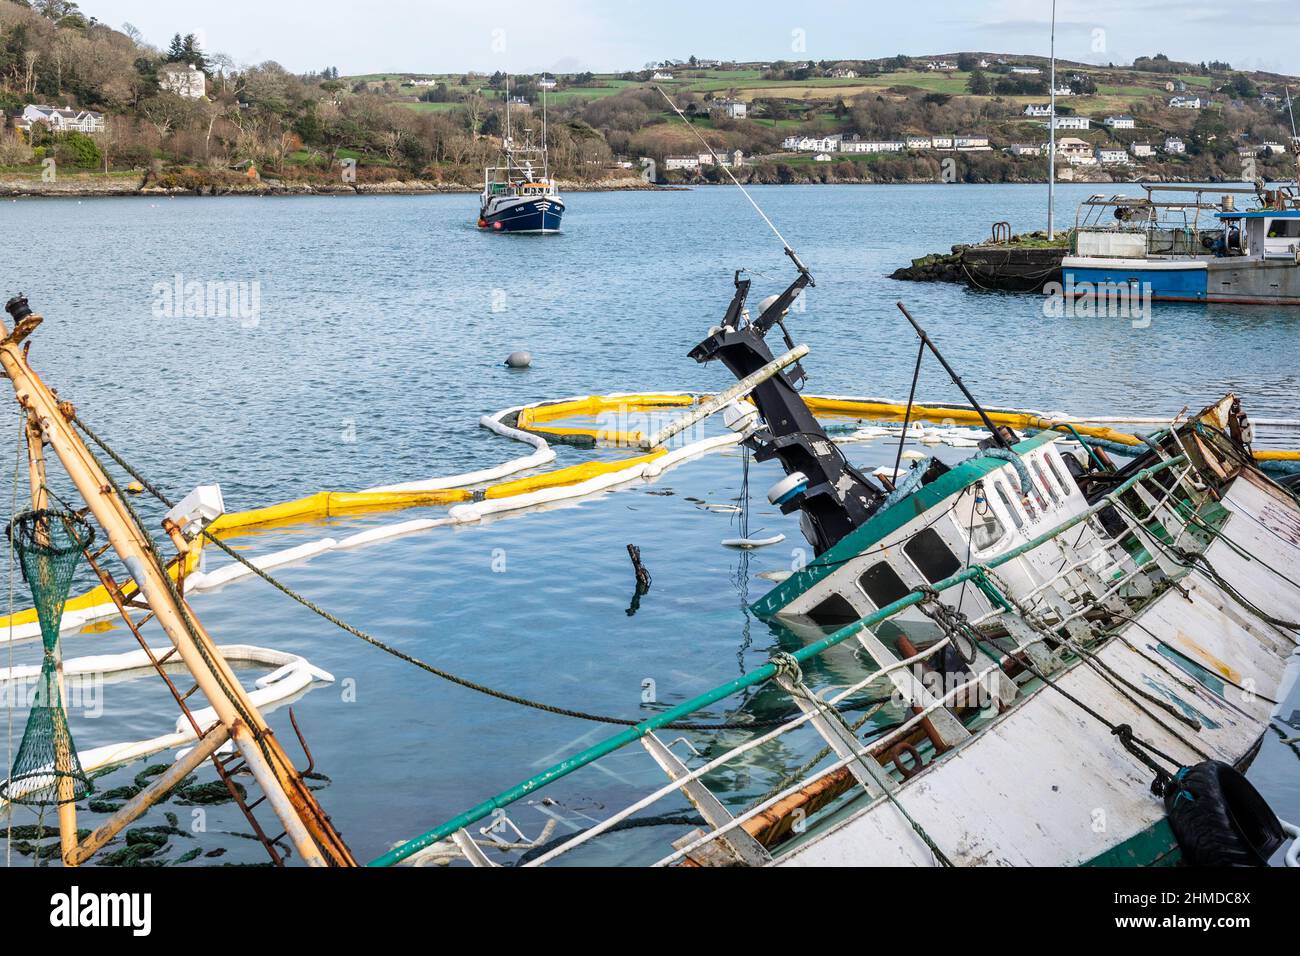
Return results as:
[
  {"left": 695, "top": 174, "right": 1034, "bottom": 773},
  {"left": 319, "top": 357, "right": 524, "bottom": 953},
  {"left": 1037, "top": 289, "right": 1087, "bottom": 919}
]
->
[{"left": 0, "top": 304, "right": 344, "bottom": 867}]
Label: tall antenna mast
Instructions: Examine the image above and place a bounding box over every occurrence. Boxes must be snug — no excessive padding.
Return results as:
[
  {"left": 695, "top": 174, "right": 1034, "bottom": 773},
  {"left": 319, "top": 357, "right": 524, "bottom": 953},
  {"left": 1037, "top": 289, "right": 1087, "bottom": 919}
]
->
[{"left": 1047, "top": 0, "right": 1057, "bottom": 239}]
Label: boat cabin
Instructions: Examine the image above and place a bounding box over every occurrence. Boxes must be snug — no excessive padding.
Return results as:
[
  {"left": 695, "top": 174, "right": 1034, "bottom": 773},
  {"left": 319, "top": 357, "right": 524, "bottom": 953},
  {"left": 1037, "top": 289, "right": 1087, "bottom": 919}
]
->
[{"left": 1215, "top": 209, "right": 1300, "bottom": 261}]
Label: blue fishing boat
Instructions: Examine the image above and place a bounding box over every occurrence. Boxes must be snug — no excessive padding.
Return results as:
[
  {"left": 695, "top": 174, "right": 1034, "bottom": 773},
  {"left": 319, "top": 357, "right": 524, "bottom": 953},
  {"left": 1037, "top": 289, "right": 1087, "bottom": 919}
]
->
[
  {"left": 477, "top": 77, "right": 564, "bottom": 234},
  {"left": 1061, "top": 183, "right": 1300, "bottom": 305}
]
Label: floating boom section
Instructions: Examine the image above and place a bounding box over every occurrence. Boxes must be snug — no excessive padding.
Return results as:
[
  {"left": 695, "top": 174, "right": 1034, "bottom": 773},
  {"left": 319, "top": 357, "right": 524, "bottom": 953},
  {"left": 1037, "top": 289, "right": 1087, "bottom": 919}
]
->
[{"left": 690, "top": 265, "right": 887, "bottom": 554}]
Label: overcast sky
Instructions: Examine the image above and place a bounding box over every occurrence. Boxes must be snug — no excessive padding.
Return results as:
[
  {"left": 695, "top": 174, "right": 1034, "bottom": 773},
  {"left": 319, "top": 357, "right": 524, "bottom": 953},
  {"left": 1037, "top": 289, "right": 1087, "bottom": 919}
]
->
[{"left": 81, "top": 0, "right": 1299, "bottom": 77}]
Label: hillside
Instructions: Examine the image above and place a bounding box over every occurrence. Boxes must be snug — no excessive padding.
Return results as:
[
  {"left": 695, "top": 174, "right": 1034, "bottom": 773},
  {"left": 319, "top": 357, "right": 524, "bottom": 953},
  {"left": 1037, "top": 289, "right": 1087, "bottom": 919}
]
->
[{"left": 1, "top": 1, "right": 1297, "bottom": 192}]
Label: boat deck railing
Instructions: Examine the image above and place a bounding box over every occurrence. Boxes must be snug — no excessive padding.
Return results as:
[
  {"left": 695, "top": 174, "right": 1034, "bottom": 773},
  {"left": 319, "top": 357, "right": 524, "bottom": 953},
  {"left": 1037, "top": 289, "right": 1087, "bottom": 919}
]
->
[{"left": 370, "top": 452, "right": 1201, "bottom": 867}]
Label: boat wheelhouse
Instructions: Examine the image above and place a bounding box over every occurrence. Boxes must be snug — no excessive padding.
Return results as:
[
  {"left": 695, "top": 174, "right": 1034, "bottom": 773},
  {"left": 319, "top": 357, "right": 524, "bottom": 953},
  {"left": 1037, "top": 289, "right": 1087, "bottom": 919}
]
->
[{"left": 1061, "top": 183, "right": 1300, "bottom": 305}]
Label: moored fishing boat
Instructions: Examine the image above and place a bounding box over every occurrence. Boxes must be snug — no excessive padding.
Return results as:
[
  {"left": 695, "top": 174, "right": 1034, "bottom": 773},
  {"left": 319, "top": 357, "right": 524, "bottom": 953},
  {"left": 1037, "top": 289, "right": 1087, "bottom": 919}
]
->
[
  {"left": 477, "top": 76, "right": 564, "bottom": 234},
  {"left": 1061, "top": 183, "right": 1300, "bottom": 305}
]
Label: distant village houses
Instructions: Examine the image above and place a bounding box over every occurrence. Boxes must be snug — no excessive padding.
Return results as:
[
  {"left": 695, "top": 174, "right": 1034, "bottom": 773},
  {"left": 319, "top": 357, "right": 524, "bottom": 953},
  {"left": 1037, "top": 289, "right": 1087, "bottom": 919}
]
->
[
  {"left": 1024, "top": 104, "right": 1053, "bottom": 118},
  {"left": 925, "top": 61, "right": 958, "bottom": 72},
  {"left": 158, "top": 61, "right": 207, "bottom": 99}
]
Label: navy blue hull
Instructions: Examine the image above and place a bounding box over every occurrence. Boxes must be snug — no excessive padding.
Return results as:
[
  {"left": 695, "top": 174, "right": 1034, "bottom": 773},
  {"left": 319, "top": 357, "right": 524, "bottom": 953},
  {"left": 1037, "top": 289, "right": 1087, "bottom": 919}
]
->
[{"left": 480, "top": 197, "right": 564, "bottom": 233}]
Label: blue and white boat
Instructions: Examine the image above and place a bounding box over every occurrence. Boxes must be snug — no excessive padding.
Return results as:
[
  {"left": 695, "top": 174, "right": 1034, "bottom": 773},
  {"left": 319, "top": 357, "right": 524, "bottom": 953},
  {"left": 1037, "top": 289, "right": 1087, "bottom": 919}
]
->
[
  {"left": 1061, "top": 183, "right": 1300, "bottom": 305},
  {"left": 477, "top": 78, "right": 564, "bottom": 234}
]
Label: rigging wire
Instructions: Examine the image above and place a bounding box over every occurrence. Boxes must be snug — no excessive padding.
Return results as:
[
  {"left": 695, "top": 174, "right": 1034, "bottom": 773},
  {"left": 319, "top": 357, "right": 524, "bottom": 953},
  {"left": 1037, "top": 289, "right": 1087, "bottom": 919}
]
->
[{"left": 654, "top": 86, "right": 800, "bottom": 258}]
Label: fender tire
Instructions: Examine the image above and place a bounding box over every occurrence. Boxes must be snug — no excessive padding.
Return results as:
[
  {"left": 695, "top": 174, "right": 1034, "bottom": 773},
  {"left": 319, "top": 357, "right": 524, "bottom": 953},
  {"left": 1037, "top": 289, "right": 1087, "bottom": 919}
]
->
[{"left": 1164, "top": 760, "right": 1284, "bottom": 867}]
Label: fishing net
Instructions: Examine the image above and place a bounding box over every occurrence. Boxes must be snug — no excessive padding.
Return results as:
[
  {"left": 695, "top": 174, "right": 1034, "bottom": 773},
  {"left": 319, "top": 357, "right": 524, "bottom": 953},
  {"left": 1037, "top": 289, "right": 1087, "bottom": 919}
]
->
[{"left": 1, "top": 509, "right": 96, "bottom": 806}]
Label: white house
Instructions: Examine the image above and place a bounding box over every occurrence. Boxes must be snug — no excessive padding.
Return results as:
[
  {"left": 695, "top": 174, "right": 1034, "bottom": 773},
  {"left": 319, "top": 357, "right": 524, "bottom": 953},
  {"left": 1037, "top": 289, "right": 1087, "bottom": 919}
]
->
[
  {"left": 1096, "top": 148, "right": 1130, "bottom": 165},
  {"left": 905, "top": 135, "right": 933, "bottom": 149},
  {"left": 698, "top": 149, "right": 745, "bottom": 167},
  {"left": 930, "top": 135, "right": 954, "bottom": 150},
  {"left": 1104, "top": 115, "right": 1136, "bottom": 130},
  {"left": 1164, "top": 136, "right": 1186, "bottom": 154},
  {"left": 1260, "top": 141, "right": 1287, "bottom": 155},
  {"left": 15, "top": 104, "right": 105, "bottom": 135},
  {"left": 813, "top": 153, "right": 834, "bottom": 162},
  {"left": 537, "top": 76, "right": 557, "bottom": 90},
  {"left": 829, "top": 68, "right": 858, "bottom": 79},
  {"left": 926, "top": 61, "right": 958, "bottom": 72},
  {"left": 1052, "top": 86, "right": 1073, "bottom": 97},
  {"left": 955, "top": 135, "right": 991, "bottom": 150},
  {"left": 1169, "top": 96, "right": 1202, "bottom": 109},
  {"left": 158, "top": 62, "right": 207, "bottom": 99},
  {"left": 977, "top": 58, "right": 991, "bottom": 69},
  {"left": 714, "top": 99, "right": 747, "bottom": 119},
  {"left": 664, "top": 155, "right": 700, "bottom": 171},
  {"left": 652, "top": 71, "right": 674, "bottom": 81},
  {"left": 1056, "top": 137, "right": 1093, "bottom": 159},
  {"left": 1068, "top": 154, "right": 1098, "bottom": 166},
  {"left": 1129, "top": 142, "right": 1155, "bottom": 158},
  {"left": 1011, "top": 66, "right": 1042, "bottom": 75},
  {"left": 1024, "top": 104, "right": 1053, "bottom": 118},
  {"left": 1052, "top": 115, "right": 1091, "bottom": 130},
  {"left": 1004, "top": 143, "right": 1043, "bottom": 157}
]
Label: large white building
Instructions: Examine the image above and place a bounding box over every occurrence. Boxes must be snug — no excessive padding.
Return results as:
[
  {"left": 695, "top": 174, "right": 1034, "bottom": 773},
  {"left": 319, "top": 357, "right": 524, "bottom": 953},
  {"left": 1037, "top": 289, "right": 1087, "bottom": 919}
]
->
[
  {"left": 1096, "top": 148, "right": 1131, "bottom": 165},
  {"left": 1164, "top": 136, "right": 1187, "bottom": 154},
  {"left": 15, "top": 104, "right": 105, "bottom": 135},
  {"left": 1051, "top": 115, "right": 1091, "bottom": 130},
  {"left": 1024, "top": 104, "right": 1053, "bottom": 117},
  {"left": 158, "top": 62, "right": 207, "bottom": 99},
  {"left": 1104, "top": 115, "right": 1136, "bottom": 130},
  {"left": 839, "top": 139, "right": 905, "bottom": 154},
  {"left": 1169, "top": 96, "right": 1202, "bottom": 109},
  {"left": 664, "top": 155, "right": 700, "bottom": 170},
  {"left": 1130, "top": 142, "right": 1156, "bottom": 158}
]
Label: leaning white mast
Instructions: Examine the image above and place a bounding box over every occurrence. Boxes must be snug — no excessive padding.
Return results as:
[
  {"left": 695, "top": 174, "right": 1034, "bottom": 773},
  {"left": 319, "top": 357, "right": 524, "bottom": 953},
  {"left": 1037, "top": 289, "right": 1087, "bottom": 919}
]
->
[{"left": 1047, "top": 0, "right": 1057, "bottom": 238}]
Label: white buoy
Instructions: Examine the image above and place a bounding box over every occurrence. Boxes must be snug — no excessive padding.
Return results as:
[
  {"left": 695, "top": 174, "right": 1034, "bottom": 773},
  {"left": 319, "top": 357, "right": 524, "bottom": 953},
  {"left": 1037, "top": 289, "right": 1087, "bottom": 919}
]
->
[{"left": 505, "top": 351, "right": 532, "bottom": 369}]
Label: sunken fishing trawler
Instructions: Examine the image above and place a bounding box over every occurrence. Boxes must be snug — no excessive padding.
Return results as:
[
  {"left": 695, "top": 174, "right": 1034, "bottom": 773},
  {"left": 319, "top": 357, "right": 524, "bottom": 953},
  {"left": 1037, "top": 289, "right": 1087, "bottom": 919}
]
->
[{"left": 377, "top": 237, "right": 1300, "bottom": 867}]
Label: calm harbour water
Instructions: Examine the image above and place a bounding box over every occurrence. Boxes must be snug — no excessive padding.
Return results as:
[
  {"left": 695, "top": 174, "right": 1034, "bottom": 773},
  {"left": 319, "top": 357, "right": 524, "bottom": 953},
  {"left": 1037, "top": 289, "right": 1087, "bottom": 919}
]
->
[{"left": 1, "top": 184, "right": 1297, "bottom": 865}]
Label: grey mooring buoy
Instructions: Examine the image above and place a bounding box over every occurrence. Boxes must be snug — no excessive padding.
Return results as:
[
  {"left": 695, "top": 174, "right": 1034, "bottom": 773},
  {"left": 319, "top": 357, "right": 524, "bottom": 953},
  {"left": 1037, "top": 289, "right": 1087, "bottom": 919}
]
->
[{"left": 505, "top": 351, "right": 532, "bottom": 369}]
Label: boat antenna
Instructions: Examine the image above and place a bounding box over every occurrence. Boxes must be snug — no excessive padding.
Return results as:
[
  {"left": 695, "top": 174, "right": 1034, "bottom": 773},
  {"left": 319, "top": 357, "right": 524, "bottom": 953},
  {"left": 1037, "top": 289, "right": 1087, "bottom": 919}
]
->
[
  {"left": 542, "top": 75, "right": 549, "bottom": 179},
  {"left": 895, "top": 301, "right": 1012, "bottom": 449},
  {"left": 654, "top": 85, "right": 811, "bottom": 277}
]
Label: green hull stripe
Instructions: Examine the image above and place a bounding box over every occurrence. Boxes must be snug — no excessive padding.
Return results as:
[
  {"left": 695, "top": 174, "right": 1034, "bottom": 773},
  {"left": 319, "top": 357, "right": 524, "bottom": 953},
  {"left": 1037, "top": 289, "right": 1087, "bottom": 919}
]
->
[{"left": 1084, "top": 818, "right": 1181, "bottom": 867}]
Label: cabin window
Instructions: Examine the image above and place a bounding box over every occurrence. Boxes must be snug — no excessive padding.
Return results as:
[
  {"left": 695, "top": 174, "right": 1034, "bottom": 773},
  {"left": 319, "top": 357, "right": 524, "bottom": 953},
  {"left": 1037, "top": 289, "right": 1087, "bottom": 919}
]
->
[
  {"left": 1266, "top": 219, "right": 1300, "bottom": 239},
  {"left": 995, "top": 481, "right": 1025, "bottom": 530},
  {"left": 1033, "top": 459, "right": 1061, "bottom": 505},
  {"left": 1046, "top": 451, "right": 1074, "bottom": 495},
  {"left": 969, "top": 502, "right": 1007, "bottom": 552},
  {"left": 903, "top": 527, "right": 962, "bottom": 584},
  {"left": 857, "top": 561, "right": 911, "bottom": 610},
  {"left": 805, "top": 592, "right": 860, "bottom": 627}
]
